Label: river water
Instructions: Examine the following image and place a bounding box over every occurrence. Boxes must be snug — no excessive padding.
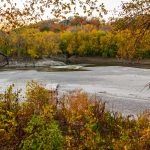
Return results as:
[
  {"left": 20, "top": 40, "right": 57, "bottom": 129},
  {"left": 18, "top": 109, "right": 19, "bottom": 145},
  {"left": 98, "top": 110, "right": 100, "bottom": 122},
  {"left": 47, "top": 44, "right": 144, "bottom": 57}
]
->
[{"left": 0, "top": 66, "right": 150, "bottom": 116}]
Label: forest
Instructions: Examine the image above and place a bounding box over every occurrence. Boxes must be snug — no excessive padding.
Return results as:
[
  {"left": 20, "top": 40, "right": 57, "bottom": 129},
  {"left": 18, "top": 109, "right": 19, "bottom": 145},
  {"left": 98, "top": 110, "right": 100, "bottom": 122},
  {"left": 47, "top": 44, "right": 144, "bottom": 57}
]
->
[
  {"left": 0, "top": 16, "right": 150, "bottom": 62},
  {"left": 0, "top": 0, "right": 150, "bottom": 149}
]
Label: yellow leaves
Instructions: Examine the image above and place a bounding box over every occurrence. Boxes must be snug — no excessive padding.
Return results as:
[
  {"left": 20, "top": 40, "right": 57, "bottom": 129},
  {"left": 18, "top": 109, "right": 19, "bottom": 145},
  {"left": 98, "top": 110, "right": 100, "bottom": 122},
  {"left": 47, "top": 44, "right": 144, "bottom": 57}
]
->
[
  {"left": 28, "top": 48, "right": 38, "bottom": 58},
  {"left": 0, "top": 129, "right": 5, "bottom": 133},
  {"left": 60, "top": 31, "right": 72, "bottom": 41},
  {"left": 8, "top": 28, "right": 61, "bottom": 58},
  {"left": 65, "top": 136, "right": 73, "bottom": 148},
  {"left": 43, "top": 32, "right": 60, "bottom": 55},
  {"left": 0, "top": 0, "right": 107, "bottom": 31},
  {"left": 116, "top": 29, "right": 137, "bottom": 60},
  {"left": 124, "top": 145, "right": 128, "bottom": 150},
  {"left": 42, "top": 105, "right": 54, "bottom": 120},
  {"left": 6, "top": 111, "right": 13, "bottom": 117},
  {"left": 140, "top": 127, "right": 150, "bottom": 141},
  {"left": 1, "top": 24, "right": 150, "bottom": 61},
  {"left": 0, "top": 81, "right": 150, "bottom": 149},
  {"left": 82, "top": 24, "right": 97, "bottom": 32}
]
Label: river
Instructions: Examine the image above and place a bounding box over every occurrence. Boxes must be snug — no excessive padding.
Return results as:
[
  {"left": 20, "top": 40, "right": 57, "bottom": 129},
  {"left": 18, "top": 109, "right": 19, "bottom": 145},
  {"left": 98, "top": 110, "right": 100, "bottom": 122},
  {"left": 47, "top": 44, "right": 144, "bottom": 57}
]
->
[{"left": 0, "top": 66, "right": 150, "bottom": 116}]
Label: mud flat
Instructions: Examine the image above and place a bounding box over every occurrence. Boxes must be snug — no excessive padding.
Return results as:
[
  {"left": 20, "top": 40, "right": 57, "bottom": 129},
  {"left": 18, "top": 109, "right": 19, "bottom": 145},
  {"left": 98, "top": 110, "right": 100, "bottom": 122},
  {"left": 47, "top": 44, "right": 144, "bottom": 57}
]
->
[{"left": 0, "top": 66, "right": 150, "bottom": 115}]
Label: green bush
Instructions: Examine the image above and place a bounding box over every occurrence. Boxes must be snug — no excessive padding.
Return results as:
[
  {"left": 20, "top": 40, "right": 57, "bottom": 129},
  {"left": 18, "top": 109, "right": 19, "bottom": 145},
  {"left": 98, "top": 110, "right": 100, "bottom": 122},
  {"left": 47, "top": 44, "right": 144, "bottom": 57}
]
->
[
  {"left": 0, "top": 82, "right": 149, "bottom": 150},
  {"left": 20, "top": 115, "right": 63, "bottom": 150}
]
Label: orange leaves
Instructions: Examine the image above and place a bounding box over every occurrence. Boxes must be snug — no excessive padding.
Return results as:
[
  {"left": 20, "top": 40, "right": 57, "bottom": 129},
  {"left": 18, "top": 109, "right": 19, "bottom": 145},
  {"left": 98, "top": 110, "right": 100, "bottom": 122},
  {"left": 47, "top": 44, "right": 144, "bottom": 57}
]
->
[
  {"left": 0, "top": 81, "right": 150, "bottom": 149},
  {"left": 116, "top": 29, "right": 150, "bottom": 61},
  {"left": 0, "top": 0, "right": 107, "bottom": 31},
  {"left": 63, "top": 90, "right": 89, "bottom": 115}
]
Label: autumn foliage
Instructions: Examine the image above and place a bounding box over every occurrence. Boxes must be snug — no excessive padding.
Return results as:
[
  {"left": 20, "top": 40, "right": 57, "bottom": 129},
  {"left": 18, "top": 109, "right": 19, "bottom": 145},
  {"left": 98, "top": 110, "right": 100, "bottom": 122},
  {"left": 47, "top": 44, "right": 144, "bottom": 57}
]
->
[
  {"left": 0, "top": 81, "right": 150, "bottom": 150},
  {"left": 0, "top": 0, "right": 149, "bottom": 63},
  {"left": 0, "top": 23, "right": 150, "bottom": 61}
]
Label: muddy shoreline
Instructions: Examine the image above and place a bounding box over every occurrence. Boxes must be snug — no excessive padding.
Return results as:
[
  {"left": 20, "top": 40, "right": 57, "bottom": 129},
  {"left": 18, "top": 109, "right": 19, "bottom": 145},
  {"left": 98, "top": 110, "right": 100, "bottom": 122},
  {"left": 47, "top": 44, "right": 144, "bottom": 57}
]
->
[
  {"left": 1, "top": 57, "right": 150, "bottom": 70},
  {"left": 0, "top": 66, "right": 150, "bottom": 115},
  {"left": 69, "top": 57, "right": 150, "bottom": 68}
]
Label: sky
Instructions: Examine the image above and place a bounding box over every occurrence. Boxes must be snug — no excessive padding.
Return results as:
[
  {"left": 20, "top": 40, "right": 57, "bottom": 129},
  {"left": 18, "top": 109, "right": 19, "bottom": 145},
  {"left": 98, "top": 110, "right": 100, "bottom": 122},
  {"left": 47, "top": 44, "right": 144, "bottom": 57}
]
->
[
  {"left": 44, "top": 0, "right": 131, "bottom": 20},
  {"left": 17, "top": 0, "right": 131, "bottom": 20},
  {"left": 39, "top": 0, "right": 131, "bottom": 21},
  {"left": 98, "top": 0, "right": 131, "bottom": 20},
  {"left": 102, "top": 0, "right": 130, "bottom": 11},
  {"left": 1, "top": 0, "right": 132, "bottom": 21}
]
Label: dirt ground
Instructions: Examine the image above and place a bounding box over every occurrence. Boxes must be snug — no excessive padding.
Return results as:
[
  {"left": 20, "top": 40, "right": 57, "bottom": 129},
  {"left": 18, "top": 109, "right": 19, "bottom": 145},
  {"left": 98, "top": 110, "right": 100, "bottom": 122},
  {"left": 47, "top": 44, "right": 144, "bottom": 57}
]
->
[{"left": 69, "top": 56, "right": 150, "bottom": 68}]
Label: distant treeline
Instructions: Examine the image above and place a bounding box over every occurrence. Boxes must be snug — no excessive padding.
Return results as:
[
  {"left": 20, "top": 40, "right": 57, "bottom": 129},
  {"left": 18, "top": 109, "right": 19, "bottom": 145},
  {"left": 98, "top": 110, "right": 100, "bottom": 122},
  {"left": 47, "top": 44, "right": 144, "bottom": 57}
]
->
[{"left": 0, "top": 17, "right": 150, "bottom": 60}]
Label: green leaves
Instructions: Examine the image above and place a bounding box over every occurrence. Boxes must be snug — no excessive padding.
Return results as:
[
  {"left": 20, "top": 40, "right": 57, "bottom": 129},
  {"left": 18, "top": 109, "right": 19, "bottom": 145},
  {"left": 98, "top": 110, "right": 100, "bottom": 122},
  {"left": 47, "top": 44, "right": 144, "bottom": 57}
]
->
[
  {"left": 21, "top": 115, "right": 63, "bottom": 150},
  {"left": 0, "top": 82, "right": 150, "bottom": 149}
]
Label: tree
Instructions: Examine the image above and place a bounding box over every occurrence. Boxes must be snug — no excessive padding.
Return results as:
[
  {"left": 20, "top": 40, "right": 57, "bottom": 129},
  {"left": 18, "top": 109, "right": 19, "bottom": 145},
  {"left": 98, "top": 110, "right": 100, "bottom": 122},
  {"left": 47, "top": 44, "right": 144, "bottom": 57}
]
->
[
  {"left": 70, "top": 16, "right": 87, "bottom": 27},
  {"left": 111, "top": 0, "right": 150, "bottom": 60},
  {"left": 0, "top": 31, "right": 10, "bottom": 66},
  {"left": 0, "top": 31, "right": 11, "bottom": 55},
  {"left": 116, "top": 30, "right": 136, "bottom": 60},
  {"left": 118, "top": 0, "right": 150, "bottom": 35},
  {"left": 0, "top": 0, "right": 107, "bottom": 31},
  {"left": 100, "top": 32, "right": 118, "bottom": 58},
  {"left": 0, "top": 52, "right": 9, "bottom": 67},
  {"left": 42, "top": 31, "right": 60, "bottom": 57},
  {"left": 59, "top": 31, "right": 74, "bottom": 57}
]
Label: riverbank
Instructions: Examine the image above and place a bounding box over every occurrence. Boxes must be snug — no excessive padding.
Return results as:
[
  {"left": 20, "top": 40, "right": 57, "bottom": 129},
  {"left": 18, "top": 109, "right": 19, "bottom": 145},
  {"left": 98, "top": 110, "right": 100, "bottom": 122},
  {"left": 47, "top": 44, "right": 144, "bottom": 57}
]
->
[
  {"left": 69, "top": 56, "right": 150, "bottom": 68},
  {"left": 0, "top": 66, "right": 150, "bottom": 115},
  {"left": 3, "top": 57, "right": 150, "bottom": 69}
]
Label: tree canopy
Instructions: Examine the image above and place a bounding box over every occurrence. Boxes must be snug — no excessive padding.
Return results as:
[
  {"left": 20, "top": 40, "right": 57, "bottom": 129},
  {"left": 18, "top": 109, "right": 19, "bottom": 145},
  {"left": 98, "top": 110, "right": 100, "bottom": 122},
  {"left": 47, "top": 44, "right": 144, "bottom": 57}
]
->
[
  {"left": 118, "top": 0, "right": 150, "bottom": 32},
  {"left": 0, "top": 0, "right": 149, "bottom": 31},
  {"left": 0, "top": 0, "right": 107, "bottom": 31},
  {"left": 0, "top": 0, "right": 149, "bottom": 64}
]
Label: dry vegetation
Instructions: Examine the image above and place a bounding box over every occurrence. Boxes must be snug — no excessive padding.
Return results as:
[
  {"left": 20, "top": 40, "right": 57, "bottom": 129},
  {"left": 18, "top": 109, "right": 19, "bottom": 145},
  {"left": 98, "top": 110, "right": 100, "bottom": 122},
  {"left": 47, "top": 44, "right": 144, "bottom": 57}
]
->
[{"left": 0, "top": 81, "right": 149, "bottom": 150}]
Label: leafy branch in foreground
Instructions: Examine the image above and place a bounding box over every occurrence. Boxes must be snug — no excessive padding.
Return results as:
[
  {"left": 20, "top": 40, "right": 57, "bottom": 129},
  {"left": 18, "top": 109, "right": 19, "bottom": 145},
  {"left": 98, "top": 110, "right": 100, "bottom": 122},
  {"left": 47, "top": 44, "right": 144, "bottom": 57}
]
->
[
  {"left": 0, "top": 0, "right": 107, "bottom": 31},
  {"left": 115, "top": 0, "right": 150, "bottom": 36}
]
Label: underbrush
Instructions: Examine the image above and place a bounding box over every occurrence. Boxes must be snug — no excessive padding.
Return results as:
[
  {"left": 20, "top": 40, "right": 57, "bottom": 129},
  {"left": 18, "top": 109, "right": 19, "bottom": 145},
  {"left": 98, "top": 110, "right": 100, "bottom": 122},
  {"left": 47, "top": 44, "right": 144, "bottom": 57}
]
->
[{"left": 0, "top": 81, "right": 149, "bottom": 150}]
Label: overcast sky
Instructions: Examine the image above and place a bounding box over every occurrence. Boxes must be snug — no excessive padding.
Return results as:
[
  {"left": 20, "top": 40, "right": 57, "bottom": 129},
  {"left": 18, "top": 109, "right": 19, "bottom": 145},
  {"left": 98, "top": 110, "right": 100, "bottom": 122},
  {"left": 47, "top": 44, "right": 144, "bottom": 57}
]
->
[
  {"left": 103, "top": 0, "right": 130, "bottom": 10},
  {"left": 42, "top": 0, "right": 132, "bottom": 20},
  {"left": 2, "top": 0, "right": 132, "bottom": 21},
  {"left": 101, "top": 0, "right": 131, "bottom": 20}
]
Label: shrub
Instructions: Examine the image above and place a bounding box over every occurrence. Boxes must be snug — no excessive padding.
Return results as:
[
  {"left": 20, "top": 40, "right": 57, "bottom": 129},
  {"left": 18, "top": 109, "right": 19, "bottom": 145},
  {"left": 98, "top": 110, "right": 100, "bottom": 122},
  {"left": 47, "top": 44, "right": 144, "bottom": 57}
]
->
[
  {"left": 0, "top": 82, "right": 149, "bottom": 150},
  {"left": 20, "top": 115, "right": 63, "bottom": 150}
]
